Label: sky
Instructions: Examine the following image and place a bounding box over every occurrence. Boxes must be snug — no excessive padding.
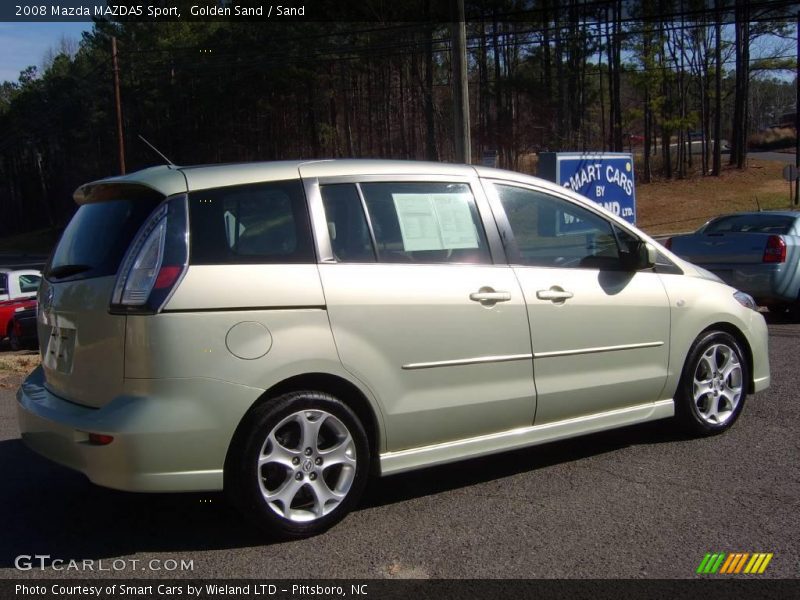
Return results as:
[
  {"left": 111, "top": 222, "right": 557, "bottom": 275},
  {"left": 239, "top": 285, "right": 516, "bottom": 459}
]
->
[{"left": 0, "top": 22, "right": 90, "bottom": 83}]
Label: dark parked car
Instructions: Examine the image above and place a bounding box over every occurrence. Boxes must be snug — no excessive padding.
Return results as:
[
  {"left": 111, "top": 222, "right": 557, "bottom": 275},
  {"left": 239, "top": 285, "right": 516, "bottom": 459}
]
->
[{"left": 667, "top": 211, "right": 800, "bottom": 316}]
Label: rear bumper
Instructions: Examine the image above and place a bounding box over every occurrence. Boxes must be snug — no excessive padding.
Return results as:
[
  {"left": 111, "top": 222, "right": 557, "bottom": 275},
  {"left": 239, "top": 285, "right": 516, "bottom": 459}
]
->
[
  {"left": 16, "top": 366, "right": 263, "bottom": 492},
  {"left": 705, "top": 263, "right": 797, "bottom": 305}
]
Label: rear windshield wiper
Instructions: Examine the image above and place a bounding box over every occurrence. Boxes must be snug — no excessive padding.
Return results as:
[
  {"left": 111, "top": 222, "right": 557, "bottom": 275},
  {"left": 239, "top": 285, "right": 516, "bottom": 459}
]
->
[{"left": 48, "top": 264, "right": 92, "bottom": 279}]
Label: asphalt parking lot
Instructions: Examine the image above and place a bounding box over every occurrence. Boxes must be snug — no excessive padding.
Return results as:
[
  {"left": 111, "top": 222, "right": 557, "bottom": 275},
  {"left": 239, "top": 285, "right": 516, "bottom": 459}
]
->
[{"left": 0, "top": 315, "right": 797, "bottom": 580}]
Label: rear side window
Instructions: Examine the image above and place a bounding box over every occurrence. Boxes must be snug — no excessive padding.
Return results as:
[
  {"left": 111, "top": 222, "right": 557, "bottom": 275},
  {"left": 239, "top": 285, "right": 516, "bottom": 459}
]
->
[
  {"left": 320, "top": 184, "right": 376, "bottom": 263},
  {"left": 48, "top": 198, "right": 162, "bottom": 281},
  {"left": 359, "top": 182, "right": 491, "bottom": 264},
  {"left": 189, "top": 180, "right": 314, "bottom": 265},
  {"left": 0, "top": 274, "right": 7, "bottom": 295}
]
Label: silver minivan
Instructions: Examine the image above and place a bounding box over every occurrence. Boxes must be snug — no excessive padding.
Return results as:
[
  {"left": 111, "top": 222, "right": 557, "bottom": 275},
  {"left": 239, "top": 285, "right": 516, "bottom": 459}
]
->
[{"left": 17, "top": 160, "right": 770, "bottom": 538}]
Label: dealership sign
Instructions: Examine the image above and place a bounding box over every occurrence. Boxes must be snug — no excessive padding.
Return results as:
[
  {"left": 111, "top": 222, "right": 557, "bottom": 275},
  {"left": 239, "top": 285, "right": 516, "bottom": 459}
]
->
[{"left": 538, "top": 152, "right": 637, "bottom": 225}]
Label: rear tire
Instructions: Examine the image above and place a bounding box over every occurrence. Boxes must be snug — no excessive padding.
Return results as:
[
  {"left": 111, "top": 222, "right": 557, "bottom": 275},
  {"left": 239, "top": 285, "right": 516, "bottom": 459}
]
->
[
  {"left": 7, "top": 324, "right": 20, "bottom": 351},
  {"left": 674, "top": 331, "right": 749, "bottom": 436},
  {"left": 8, "top": 333, "right": 20, "bottom": 352},
  {"left": 225, "top": 391, "right": 370, "bottom": 539}
]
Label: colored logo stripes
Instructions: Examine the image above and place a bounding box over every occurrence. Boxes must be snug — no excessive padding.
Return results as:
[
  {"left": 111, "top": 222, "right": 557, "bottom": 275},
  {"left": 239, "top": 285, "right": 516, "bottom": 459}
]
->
[{"left": 697, "top": 552, "right": 773, "bottom": 574}]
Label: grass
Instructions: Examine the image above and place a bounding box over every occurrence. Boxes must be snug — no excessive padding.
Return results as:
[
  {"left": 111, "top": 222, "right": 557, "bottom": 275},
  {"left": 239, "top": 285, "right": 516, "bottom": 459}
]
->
[
  {"left": 0, "top": 352, "right": 39, "bottom": 388},
  {"left": 749, "top": 127, "right": 796, "bottom": 152},
  {"left": 636, "top": 159, "right": 795, "bottom": 235}
]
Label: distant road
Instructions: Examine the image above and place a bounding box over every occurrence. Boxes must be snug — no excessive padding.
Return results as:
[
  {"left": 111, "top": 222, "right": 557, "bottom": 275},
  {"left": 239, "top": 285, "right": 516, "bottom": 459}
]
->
[{"left": 750, "top": 151, "right": 797, "bottom": 164}]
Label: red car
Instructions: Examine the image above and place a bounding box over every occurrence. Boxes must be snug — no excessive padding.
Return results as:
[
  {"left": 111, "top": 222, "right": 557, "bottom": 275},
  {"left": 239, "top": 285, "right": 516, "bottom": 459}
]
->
[{"left": 0, "top": 268, "right": 41, "bottom": 350}]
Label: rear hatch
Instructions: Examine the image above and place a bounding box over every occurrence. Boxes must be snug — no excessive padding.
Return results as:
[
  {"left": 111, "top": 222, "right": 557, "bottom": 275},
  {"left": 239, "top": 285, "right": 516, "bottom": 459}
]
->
[{"left": 40, "top": 186, "right": 169, "bottom": 408}]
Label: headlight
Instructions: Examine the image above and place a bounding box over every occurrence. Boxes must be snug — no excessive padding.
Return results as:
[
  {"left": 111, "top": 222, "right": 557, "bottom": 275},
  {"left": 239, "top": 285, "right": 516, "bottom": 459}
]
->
[{"left": 733, "top": 291, "right": 758, "bottom": 311}]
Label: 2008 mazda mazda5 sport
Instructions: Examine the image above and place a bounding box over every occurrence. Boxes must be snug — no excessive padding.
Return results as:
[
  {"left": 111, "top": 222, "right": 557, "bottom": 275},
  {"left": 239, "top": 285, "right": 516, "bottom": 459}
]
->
[{"left": 17, "top": 159, "right": 770, "bottom": 538}]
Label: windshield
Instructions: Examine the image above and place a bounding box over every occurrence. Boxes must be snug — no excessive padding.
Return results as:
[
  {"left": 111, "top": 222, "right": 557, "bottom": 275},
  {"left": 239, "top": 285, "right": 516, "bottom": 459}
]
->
[{"left": 47, "top": 198, "right": 162, "bottom": 281}]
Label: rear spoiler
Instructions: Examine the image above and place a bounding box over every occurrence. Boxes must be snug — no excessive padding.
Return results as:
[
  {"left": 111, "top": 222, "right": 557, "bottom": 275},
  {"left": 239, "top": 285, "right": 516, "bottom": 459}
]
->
[
  {"left": 73, "top": 182, "right": 165, "bottom": 205},
  {"left": 73, "top": 166, "right": 187, "bottom": 205}
]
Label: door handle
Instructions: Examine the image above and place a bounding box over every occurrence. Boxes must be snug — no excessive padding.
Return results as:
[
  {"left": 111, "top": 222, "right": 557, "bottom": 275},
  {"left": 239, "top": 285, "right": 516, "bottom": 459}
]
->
[
  {"left": 469, "top": 287, "right": 511, "bottom": 306},
  {"left": 536, "top": 288, "right": 574, "bottom": 302}
]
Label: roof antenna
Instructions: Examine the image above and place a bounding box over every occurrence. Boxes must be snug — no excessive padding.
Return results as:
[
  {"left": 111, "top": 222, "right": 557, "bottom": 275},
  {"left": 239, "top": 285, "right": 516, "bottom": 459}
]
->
[
  {"left": 754, "top": 195, "right": 762, "bottom": 212},
  {"left": 138, "top": 134, "right": 175, "bottom": 166}
]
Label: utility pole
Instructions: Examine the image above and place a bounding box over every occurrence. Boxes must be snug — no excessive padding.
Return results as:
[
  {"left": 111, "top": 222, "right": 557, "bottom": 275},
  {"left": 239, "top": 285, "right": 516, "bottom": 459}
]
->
[
  {"left": 451, "top": 0, "right": 471, "bottom": 164},
  {"left": 112, "top": 36, "right": 126, "bottom": 175}
]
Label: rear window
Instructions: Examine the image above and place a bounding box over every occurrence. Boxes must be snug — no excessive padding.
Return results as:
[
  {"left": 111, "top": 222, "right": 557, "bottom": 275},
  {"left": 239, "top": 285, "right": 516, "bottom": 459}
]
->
[
  {"left": 703, "top": 214, "right": 796, "bottom": 234},
  {"left": 48, "top": 198, "right": 162, "bottom": 281},
  {"left": 188, "top": 180, "right": 314, "bottom": 265}
]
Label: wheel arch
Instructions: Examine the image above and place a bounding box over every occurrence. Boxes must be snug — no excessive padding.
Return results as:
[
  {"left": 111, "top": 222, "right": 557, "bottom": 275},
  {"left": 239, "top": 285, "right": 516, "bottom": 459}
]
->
[{"left": 225, "top": 372, "right": 383, "bottom": 476}]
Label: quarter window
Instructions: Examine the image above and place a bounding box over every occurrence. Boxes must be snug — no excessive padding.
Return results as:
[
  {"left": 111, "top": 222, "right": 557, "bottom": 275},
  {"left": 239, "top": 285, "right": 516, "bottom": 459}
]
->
[
  {"left": 495, "top": 184, "right": 626, "bottom": 269},
  {"left": 189, "top": 180, "right": 314, "bottom": 264}
]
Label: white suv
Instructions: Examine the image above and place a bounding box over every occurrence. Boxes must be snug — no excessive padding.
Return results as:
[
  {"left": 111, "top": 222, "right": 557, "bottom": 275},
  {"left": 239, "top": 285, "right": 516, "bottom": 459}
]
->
[{"left": 17, "top": 160, "right": 770, "bottom": 538}]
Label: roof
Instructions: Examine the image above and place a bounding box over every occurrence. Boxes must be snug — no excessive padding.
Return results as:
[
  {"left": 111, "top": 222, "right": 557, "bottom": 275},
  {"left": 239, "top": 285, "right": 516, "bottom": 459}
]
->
[
  {"left": 71, "top": 158, "right": 633, "bottom": 216},
  {"left": 73, "top": 159, "right": 480, "bottom": 202}
]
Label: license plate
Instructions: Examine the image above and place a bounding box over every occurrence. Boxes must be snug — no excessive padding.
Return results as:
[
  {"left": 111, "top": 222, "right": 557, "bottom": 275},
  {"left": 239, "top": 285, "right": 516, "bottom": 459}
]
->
[{"left": 43, "top": 325, "right": 76, "bottom": 374}]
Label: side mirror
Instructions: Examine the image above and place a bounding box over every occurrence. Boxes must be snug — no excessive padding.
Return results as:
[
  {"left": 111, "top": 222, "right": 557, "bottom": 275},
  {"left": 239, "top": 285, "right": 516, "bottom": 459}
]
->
[
  {"left": 644, "top": 242, "right": 657, "bottom": 268},
  {"left": 620, "top": 240, "right": 656, "bottom": 271}
]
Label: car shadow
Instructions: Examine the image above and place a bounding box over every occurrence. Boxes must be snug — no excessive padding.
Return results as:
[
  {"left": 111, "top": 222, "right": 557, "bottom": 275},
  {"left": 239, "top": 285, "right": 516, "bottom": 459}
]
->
[
  {"left": 364, "top": 419, "right": 689, "bottom": 508},
  {"left": 762, "top": 310, "right": 799, "bottom": 326},
  {"left": 0, "top": 418, "right": 687, "bottom": 563}
]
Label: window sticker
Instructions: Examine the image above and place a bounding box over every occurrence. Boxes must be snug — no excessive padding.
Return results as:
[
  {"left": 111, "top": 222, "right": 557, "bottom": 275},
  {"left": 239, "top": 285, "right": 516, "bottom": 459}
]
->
[{"left": 392, "top": 193, "right": 478, "bottom": 251}]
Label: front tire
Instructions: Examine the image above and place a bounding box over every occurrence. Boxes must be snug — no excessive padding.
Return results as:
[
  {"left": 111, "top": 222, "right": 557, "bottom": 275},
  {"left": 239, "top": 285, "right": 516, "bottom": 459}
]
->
[
  {"left": 225, "top": 391, "right": 370, "bottom": 539},
  {"left": 675, "top": 331, "right": 749, "bottom": 436}
]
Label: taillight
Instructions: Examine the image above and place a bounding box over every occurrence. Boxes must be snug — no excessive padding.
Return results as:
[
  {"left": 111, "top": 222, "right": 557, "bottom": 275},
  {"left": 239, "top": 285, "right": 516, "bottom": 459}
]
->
[
  {"left": 763, "top": 235, "right": 786, "bottom": 263},
  {"left": 88, "top": 433, "right": 114, "bottom": 446},
  {"left": 110, "top": 194, "right": 188, "bottom": 314},
  {"left": 154, "top": 266, "right": 183, "bottom": 290}
]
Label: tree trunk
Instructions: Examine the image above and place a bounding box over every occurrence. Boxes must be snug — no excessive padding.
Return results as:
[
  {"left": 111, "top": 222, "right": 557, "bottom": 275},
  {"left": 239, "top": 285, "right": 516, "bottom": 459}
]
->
[
  {"left": 730, "top": 0, "right": 750, "bottom": 169},
  {"left": 712, "top": 0, "right": 722, "bottom": 175},
  {"left": 425, "top": 21, "right": 437, "bottom": 160}
]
